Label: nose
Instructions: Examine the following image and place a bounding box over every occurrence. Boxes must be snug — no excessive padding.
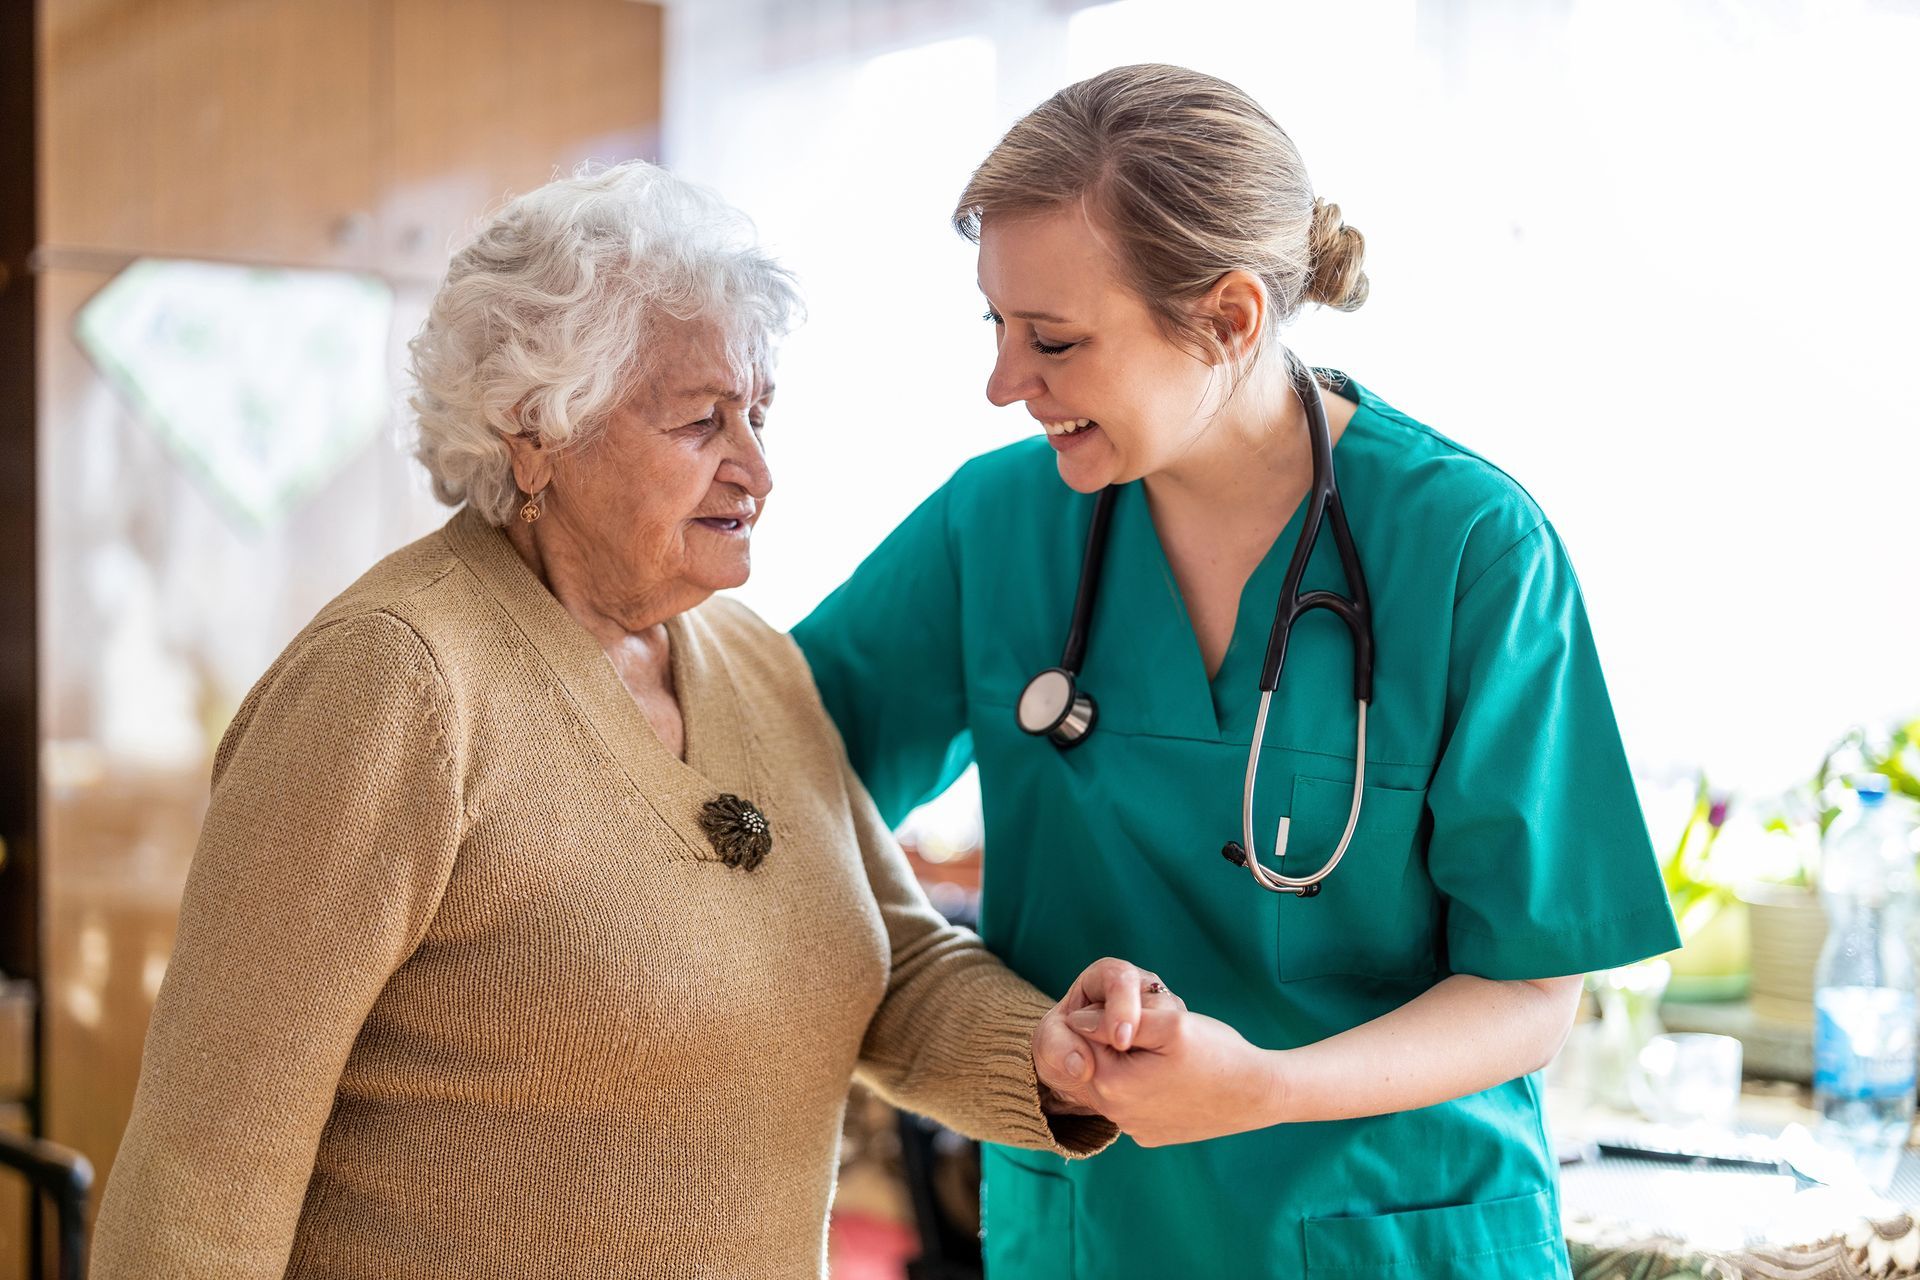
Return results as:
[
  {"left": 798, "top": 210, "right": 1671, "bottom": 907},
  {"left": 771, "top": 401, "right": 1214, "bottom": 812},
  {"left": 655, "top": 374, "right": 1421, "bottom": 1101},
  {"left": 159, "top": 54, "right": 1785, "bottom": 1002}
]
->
[
  {"left": 720, "top": 418, "right": 773, "bottom": 502},
  {"left": 985, "top": 338, "right": 1047, "bottom": 408}
]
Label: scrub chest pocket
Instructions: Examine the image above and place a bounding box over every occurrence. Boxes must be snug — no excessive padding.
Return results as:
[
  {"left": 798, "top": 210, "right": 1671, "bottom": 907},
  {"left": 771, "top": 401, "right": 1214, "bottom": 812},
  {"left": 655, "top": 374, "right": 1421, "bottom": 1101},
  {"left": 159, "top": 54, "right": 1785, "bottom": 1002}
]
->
[{"left": 1277, "top": 776, "right": 1435, "bottom": 983}]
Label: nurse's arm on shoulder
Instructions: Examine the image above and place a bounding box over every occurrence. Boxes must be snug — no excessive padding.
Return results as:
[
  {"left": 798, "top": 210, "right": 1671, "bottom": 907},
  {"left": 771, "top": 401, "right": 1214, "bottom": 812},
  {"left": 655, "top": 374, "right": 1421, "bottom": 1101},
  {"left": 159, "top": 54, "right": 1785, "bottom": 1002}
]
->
[{"left": 1040, "top": 972, "right": 1583, "bottom": 1148}]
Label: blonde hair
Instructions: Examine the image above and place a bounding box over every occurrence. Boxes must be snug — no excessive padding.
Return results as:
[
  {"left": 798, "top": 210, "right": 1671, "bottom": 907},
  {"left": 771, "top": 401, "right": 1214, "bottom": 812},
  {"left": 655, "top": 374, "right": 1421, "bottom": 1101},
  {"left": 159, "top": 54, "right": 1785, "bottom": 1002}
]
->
[{"left": 954, "top": 64, "right": 1366, "bottom": 370}]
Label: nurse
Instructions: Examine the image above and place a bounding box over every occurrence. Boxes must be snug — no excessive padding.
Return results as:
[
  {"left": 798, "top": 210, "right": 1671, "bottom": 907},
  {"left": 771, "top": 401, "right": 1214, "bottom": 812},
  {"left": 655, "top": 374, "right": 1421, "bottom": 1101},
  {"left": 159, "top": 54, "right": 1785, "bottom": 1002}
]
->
[{"left": 794, "top": 64, "right": 1680, "bottom": 1279}]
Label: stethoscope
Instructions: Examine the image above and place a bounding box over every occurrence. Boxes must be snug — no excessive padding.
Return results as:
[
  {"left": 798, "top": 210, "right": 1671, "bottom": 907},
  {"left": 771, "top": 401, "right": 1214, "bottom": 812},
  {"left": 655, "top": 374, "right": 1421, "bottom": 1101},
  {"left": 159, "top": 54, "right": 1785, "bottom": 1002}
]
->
[{"left": 1015, "top": 356, "right": 1375, "bottom": 897}]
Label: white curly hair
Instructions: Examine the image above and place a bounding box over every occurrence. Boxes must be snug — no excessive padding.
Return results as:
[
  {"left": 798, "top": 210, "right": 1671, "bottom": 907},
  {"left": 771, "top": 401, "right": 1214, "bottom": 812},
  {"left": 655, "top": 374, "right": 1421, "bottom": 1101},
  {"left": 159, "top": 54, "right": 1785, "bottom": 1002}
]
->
[{"left": 409, "top": 161, "right": 803, "bottom": 525}]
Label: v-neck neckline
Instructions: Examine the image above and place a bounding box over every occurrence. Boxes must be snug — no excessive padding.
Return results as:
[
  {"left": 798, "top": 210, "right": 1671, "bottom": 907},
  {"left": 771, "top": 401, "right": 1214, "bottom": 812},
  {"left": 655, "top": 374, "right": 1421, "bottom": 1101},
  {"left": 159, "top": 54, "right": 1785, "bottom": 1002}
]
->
[
  {"left": 1119, "top": 373, "right": 1367, "bottom": 742},
  {"left": 663, "top": 607, "right": 759, "bottom": 799},
  {"left": 444, "top": 506, "right": 762, "bottom": 858},
  {"left": 1119, "top": 481, "right": 1306, "bottom": 740}
]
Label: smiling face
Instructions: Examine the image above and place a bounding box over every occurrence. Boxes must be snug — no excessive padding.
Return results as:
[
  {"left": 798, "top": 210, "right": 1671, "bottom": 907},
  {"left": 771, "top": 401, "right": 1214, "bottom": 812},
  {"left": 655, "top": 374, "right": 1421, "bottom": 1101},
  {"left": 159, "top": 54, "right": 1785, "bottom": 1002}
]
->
[
  {"left": 978, "top": 205, "right": 1228, "bottom": 492},
  {"left": 513, "top": 318, "right": 775, "bottom": 621}
]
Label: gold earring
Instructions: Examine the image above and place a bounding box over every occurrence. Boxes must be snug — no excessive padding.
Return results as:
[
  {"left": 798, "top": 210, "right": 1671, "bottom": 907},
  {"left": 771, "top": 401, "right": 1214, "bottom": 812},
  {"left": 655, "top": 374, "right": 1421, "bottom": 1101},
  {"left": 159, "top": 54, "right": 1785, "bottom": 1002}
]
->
[{"left": 519, "top": 488, "right": 546, "bottom": 523}]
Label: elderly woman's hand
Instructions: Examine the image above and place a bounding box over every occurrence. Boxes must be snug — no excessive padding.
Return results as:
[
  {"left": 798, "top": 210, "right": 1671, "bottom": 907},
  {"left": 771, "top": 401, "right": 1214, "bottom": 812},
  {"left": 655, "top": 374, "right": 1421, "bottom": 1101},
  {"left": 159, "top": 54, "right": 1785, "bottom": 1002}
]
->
[
  {"left": 1031, "top": 957, "right": 1185, "bottom": 1116},
  {"left": 1059, "top": 1005, "right": 1283, "bottom": 1147}
]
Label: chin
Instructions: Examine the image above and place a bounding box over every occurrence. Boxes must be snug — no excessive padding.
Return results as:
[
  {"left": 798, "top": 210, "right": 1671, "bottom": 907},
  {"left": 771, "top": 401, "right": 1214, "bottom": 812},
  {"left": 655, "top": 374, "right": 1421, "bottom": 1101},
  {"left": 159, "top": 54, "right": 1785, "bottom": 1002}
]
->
[
  {"left": 702, "top": 558, "right": 753, "bottom": 592},
  {"left": 1054, "top": 451, "right": 1118, "bottom": 494}
]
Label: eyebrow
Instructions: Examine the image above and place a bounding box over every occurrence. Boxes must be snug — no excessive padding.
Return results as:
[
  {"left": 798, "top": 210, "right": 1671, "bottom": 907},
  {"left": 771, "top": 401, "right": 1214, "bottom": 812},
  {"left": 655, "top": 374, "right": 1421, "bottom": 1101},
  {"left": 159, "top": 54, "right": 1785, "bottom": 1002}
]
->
[
  {"left": 676, "top": 382, "right": 774, "bottom": 402},
  {"left": 979, "top": 288, "right": 1072, "bottom": 325}
]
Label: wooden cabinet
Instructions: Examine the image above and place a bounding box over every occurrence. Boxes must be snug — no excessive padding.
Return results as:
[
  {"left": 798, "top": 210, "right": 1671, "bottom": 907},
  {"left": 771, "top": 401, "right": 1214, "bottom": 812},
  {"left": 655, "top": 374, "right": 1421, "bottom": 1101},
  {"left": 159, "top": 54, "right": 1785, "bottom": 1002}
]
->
[
  {"left": 385, "top": 0, "right": 664, "bottom": 279},
  {"left": 40, "top": 0, "right": 386, "bottom": 270},
  {"left": 27, "top": 0, "right": 666, "bottom": 1242},
  {"left": 32, "top": 258, "right": 451, "bottom": 1220},
  {"left": 40, "top": 0, "right": 664, "bottom": 278},
  {"left": 0, "top": 1103, "right": 24, "bottom": 1280}
]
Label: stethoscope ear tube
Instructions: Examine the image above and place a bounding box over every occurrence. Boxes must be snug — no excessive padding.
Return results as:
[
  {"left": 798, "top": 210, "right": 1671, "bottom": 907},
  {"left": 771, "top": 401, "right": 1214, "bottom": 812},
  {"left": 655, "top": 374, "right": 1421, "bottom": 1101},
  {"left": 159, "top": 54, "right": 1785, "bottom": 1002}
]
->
[
  {"left": 1323, "top": 485, "right": 1376, "bottom": 704},
  {"left": 1259, "top": 359, "right": 1374, "bottom": 699},
  {"left": 1277, "top": 591, "right": 1374, "bottom": 703}
]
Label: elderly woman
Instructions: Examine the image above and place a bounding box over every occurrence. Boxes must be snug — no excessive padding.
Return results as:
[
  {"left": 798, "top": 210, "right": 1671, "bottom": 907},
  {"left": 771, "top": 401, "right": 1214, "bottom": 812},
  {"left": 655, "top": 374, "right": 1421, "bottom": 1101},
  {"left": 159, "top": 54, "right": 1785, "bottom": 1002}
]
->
[{"left": 90, "top": 163, "right": 1162, "bottom": 1279}]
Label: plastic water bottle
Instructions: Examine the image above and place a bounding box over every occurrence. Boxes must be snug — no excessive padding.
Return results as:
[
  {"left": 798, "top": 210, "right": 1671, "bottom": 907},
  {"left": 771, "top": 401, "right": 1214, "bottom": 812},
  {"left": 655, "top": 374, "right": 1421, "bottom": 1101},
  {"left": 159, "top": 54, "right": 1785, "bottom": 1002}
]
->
[{"left": 1814, "top": 778, "right": 1920, "bottom": 1147}]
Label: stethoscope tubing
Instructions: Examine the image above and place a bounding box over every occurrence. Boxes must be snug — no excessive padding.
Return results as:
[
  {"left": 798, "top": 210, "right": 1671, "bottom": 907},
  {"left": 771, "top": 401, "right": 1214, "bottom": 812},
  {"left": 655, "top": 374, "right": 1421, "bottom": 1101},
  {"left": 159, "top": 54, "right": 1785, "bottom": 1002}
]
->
[
  {"left": 1018, "top": 353, "right": 1376, "bottom": 896},
  {"left": 1230, "top": 357, "right": 1375, "bottom": 894},
  {"left": 1238, "top": 693, "right": 1370, "bottom": 894},
  {"left": 1260, "top": 360, "right": 1375, "bottom": 702},
  {"left": 1061, "top": 486, "right": 1120, "bottom": 675}
]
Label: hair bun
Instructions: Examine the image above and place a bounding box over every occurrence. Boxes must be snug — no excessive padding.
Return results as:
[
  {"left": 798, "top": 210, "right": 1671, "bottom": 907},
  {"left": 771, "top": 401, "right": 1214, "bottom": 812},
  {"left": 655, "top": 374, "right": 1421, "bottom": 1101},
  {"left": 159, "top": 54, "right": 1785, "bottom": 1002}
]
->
[{"left": 1305, "top": 199, "right": 1369, "bottom": 312}]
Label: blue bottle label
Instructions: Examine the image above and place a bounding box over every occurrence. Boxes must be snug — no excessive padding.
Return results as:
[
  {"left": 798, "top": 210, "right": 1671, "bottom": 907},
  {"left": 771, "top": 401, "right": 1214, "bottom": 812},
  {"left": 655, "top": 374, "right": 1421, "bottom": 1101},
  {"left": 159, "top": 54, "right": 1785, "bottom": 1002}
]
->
[{"left": 1815, "top": 988, "right": 1919, "bottom": 1100}]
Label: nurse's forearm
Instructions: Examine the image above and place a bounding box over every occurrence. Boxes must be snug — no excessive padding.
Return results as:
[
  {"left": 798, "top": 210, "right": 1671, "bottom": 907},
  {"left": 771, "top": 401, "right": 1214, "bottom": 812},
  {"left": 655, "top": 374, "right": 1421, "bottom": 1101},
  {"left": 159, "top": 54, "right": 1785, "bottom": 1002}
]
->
[{"left": 1265, "top": 974, "right": 1582, "bottom": 1124}]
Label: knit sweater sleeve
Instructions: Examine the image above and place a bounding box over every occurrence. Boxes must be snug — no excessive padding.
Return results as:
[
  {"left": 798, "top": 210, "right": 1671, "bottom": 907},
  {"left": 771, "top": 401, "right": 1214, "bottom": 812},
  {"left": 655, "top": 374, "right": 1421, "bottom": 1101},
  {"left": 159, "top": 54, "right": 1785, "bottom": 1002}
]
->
[
  {"left": 91, "top": 612, "right": 465, "bottom": 1280},
  {"left": 845, "top": 755, "right": 1117, "bottom": 1158}
]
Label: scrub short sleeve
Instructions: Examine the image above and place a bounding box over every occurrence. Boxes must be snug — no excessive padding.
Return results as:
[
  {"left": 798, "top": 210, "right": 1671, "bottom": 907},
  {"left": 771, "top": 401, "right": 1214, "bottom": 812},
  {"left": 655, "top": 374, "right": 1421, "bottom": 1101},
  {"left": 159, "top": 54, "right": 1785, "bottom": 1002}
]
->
[
  {"left": 1427, "top": 522, "right": 1680, "bottom": 980},
  {"left": 792, "top": 480, "right": 976, "bottom": 828}
]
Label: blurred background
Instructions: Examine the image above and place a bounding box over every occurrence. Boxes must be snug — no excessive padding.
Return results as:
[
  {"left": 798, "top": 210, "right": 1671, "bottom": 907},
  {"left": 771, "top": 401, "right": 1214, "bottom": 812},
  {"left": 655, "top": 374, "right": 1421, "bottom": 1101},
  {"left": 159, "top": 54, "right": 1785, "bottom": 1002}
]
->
[{"left": 1, "top": 0, "right": 1916, "bottom": 1276}]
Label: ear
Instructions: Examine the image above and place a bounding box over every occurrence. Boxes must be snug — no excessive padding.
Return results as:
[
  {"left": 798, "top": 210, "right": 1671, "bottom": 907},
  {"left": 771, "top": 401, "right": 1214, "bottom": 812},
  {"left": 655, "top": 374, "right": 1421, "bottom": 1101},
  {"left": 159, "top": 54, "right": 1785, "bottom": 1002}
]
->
[
  {"left": 503, "top": 428, "right": 554, "bottom": 497},
  {"left": 1197, "top": 270, "right": 1268, "bottom": 364}
]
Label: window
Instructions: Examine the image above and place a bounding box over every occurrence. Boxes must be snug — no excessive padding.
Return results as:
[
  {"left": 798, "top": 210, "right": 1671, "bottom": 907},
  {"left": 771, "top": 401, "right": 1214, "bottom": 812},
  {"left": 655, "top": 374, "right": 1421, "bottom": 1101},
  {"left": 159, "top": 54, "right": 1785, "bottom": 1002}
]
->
[{"left": 668, "top": 0, "right": 1920, "bottom": 794}]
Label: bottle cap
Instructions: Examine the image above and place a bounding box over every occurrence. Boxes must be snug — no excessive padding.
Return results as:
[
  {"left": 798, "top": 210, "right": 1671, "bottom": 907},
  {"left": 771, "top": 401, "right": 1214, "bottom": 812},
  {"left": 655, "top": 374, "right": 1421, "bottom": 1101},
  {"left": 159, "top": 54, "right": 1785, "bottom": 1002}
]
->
[{"left": 1857, "top": 775, "right": 1891, "bottom": 806}]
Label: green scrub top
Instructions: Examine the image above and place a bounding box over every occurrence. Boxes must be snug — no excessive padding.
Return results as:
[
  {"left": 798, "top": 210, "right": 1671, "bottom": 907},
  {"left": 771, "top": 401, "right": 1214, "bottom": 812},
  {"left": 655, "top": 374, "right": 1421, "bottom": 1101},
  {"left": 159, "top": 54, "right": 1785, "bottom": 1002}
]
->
[{"left": 792, "top": 374, "right": 1680, "bottom": 1280}]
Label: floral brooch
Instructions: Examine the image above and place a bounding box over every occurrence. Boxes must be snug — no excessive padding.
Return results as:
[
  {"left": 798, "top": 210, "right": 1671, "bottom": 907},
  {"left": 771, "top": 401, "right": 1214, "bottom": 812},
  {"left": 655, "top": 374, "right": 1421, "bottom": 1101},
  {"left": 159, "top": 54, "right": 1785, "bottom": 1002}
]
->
[{"left": 697, "top": 794, "right": 772, "bottom": 871}]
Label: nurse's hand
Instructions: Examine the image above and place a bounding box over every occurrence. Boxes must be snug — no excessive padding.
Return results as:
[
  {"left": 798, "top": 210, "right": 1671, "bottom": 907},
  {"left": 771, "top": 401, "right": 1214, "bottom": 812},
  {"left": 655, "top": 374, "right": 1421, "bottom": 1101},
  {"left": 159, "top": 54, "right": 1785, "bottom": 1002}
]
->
[
  {"left": 1062, "top": 1006, "right": 1281, "bottom": 1147},
  {"left": 1031, "top": 957, "right": 1185, "bottom": 1116}
]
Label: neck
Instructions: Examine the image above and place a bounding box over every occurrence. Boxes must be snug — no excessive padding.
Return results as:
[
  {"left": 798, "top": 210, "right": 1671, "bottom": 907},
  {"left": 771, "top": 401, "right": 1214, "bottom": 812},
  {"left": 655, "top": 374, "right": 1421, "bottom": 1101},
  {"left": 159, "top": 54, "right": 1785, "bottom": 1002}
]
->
[
  {"left": 1144, "top": 354, "right": 1316, "bottom": 527},
  {"left": 505, "top": 516, "right": 697, "bottom": 649}
]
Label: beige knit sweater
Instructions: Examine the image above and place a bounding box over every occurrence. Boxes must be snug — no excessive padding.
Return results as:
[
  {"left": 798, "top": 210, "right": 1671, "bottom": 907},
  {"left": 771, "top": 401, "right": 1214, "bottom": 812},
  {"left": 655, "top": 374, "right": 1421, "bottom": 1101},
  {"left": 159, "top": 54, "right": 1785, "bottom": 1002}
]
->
[{"left": 92, "top": 507, "right": 1111, "bottom": 1280}]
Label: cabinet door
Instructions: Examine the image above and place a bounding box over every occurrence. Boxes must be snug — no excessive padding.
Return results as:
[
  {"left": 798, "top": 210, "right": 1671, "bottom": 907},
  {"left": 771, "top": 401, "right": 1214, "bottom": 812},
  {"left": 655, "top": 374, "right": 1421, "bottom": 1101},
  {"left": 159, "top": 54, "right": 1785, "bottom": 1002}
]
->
[
  {"left": 382, "top": 0, "right": 664, "bottom": 280},
  {"left": 40, "top": 0, "right": 383, "bottom": 269},
  {"left": 35, "top": 260, "right": 449, "bottom": 1200}
]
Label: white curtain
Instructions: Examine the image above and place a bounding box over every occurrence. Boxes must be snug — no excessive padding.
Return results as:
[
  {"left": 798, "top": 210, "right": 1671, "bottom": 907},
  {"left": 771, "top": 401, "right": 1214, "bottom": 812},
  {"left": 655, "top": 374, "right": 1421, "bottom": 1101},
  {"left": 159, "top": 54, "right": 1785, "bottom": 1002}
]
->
[{"left": 662, "top": 0, "right": 1920, "bottom": 795}]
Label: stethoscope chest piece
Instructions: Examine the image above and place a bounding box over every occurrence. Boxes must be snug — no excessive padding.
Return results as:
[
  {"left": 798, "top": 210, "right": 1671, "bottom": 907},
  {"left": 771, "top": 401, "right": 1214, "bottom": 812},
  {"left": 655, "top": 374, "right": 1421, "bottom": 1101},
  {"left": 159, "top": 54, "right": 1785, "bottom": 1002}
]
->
[{"left": 1017, "top": 667, "right": 1098, "bottom": 748}]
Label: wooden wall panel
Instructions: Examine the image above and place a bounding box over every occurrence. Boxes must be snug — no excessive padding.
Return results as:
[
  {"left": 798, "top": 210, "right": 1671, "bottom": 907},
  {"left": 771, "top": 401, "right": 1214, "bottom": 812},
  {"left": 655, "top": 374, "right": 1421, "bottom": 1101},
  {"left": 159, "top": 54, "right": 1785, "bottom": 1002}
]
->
[
  {"left": 34, "top": 263, "right": 215, "bottom": 1220},
  {"left": 2, "top": 0, "right": 39, "bottom": 998},
  {"left": 30, "top": 5, "right": 667, "bottom": 1249},
  {"left": 40, "top": 0, "right": 382, "bottom": 269},
  {"left": 0, "top": 1104, "right": 25, "bottom": 1280},
  {"left": 2, "top": 2, "right": 35, "bottom": 1273},
  {"left": 384, "top": 0, "right": 663, "bottom": 278},
  {"left": 33, "top": 261, "right": 448, "bottom": 1207}
]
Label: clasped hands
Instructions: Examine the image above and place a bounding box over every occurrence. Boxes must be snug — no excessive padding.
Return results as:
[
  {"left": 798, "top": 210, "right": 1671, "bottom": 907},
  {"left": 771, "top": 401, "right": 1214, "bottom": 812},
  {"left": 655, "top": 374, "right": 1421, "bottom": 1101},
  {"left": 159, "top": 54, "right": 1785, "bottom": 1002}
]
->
[{"left": 1030, "top": 957, "right": 1285, "bottom": 1148}]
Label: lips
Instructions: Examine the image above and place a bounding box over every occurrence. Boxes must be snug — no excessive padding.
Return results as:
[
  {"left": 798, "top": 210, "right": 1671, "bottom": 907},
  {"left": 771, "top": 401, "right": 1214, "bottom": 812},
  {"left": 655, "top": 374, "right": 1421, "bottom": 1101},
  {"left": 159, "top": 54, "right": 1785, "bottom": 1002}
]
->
[
  {"left": 692, "top": 508, "right": 755, "bottom": 534},
  {"left": 1044, "top": 421, "right": 1101, "bottom": 453},
  {"left": 1039, "top": 417, "right": 1096, "bottom": 437}
]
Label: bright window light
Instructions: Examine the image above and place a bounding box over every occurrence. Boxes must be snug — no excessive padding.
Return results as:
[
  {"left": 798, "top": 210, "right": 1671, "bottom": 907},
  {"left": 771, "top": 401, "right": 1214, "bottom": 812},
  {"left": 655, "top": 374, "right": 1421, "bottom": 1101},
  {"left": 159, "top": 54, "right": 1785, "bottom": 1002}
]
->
[{"left": 667, "top": 0, "right": 1920, "bottom": 799}]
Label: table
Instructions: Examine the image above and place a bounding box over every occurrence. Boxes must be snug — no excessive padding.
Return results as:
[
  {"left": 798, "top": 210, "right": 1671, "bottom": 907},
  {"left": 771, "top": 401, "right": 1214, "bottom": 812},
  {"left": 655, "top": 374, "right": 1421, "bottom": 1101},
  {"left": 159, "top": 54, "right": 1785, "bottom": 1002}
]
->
[{"left": 1552, "top": 1083, "right": 1920, "bottom": 1278}]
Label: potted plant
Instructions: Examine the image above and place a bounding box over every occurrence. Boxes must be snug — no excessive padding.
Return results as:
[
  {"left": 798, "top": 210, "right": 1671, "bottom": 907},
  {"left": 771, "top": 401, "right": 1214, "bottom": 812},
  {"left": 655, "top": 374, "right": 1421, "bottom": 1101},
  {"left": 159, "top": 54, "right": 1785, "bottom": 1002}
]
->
[
  {"left": 1812, "top": 718, "right": 1920, "bottom": 829},
  {"left": 1574, "top": 779, "right": 1746, "bottom": 1108},
  {"left": 1660, "top": 777, "right": 1751, "bottom": 1001},
  {"left": 1742, "top": 717, "right": 1920, "bottom": 1027}
]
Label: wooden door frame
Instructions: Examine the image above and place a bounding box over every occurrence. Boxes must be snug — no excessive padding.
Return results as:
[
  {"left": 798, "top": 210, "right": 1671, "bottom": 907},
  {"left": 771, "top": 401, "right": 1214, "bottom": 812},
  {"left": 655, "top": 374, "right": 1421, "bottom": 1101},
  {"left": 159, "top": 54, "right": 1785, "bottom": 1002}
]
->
[{"left": 2, "top": 0, "right": 42, "bottom": 1110}]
